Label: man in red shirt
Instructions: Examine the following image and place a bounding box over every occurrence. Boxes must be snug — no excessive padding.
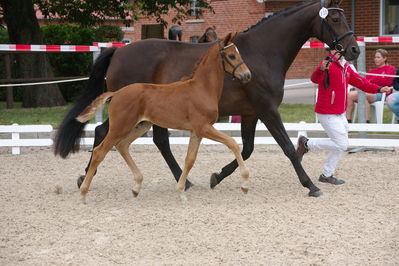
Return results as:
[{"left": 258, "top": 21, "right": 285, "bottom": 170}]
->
[{"left": 296, "top": 50, "right": 392, "bottom": 185}]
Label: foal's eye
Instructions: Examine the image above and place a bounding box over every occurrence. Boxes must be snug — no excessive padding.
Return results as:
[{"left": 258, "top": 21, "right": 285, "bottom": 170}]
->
[
  {"left": 228, "top": 54, "right": 236, "bottom": 60},
  {"left": 332, "top": 18, "right": 339, "bottom": 23}
]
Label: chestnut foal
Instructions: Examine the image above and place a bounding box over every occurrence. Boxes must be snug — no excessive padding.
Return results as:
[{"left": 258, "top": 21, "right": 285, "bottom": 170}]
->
[{"left": 76, "top": 33, "right": 251, "bottom": 202}]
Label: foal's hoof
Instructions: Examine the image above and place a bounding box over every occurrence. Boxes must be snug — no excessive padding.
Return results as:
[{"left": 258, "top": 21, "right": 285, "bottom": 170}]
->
[
  {"left": 210, "top": 173, "right": 219, "bottom": 189},
  {"left": 308, "top": 188, "right": 323, "bottom": 197},
  {"left": 77, "top": 175, "right": 85, "bottom": 189},
  {"left": 240, "top": 187, "right": 249, "bottom": 194},
  {"left": 132, "top": 190, "right": 139, "bottom": 198}
]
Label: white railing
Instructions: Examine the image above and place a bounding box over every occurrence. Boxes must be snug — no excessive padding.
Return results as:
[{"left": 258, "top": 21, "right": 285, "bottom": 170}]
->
[
  {"left": 1, "top": 122, "right": 398, "bottom": 155},
  {"left": 80, "top": 122, "right": 399, "bottom": 147},
  {"left": 0, "top": 123, "right": 53, "bottom": 155}
]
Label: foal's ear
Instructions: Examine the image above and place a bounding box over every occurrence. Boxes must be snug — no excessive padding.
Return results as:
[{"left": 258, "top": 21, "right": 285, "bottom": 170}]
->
[{"left": 222, "top": 32, "right": 237, "bottom": 46}]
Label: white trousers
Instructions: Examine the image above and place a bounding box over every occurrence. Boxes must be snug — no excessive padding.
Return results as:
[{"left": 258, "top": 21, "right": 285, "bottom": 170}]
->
[{"left": 307, "top": 113, "right": 349, "bottom": 177}]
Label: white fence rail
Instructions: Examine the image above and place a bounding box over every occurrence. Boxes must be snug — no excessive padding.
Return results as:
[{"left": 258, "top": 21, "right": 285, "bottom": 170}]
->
[
  {"left": 0, "top": 123, "right": 53, "bottom": 154},
  {"left": 1, "top": 122, "right": 398, "bottom": 155}
]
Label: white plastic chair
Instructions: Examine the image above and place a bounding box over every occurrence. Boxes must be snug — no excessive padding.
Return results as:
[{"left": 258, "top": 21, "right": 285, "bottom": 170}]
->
[
  {"left": 392, "top": 113, "right": 397, "bottom": 124},
  {"left": 352, "top": 93, "right": 386, "bottom": 124}
]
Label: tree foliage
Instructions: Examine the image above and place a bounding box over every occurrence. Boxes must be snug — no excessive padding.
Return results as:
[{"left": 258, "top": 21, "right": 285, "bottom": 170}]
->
[{"left": 33, "top": 0, "right": 212, "bottom": 27}]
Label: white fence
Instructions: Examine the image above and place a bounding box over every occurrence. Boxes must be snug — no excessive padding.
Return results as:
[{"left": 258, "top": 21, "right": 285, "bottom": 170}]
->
[
  {"left": 0, "top": 123, "right": 53, "bottom": 154},
  {"left": 1, "top": 122, "right": 398, "bottom": 155}
]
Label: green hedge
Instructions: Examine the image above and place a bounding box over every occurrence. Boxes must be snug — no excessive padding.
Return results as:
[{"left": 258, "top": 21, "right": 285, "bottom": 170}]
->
[{"left": 0, "top": 25, "right": 123, "bottom": 102}]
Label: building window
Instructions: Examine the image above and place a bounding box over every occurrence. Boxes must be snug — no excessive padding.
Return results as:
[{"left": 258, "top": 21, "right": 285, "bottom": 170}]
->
[
  {"left": 188, "top": 0, "right": 202, "bottom": 18},
  {"left": 381, "top": 0, "right": 399, "bottom": 35}
]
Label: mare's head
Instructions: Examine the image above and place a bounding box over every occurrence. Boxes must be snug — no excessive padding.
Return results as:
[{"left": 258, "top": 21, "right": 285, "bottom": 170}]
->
[
  {"left": 219, "top": 32, "right": 251, "bottom": 83},
  {"left": 198, "top": 27, "right": 218, "bottom": 43},
  {"left": 313, "top": 0, "right": 359, "bottom": 61}
]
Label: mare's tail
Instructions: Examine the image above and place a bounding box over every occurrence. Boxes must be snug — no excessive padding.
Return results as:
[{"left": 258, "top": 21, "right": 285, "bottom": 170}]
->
[
  {"left": 54, "top": 47, "right": 117, "bottom": 158},
  {"left": 76, "top": 92, "right": 114, "bottom": 123}
]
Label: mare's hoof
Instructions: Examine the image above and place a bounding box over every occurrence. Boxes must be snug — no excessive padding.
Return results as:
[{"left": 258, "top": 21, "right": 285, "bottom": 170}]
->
[
  {"left": 308, "top": 188, "right": 323, "bottom": 197},
  {"left": 210, "top": 173, "right": 219, "bottom": 189},
  {"left": 241, "top": 187, "right": 249, "bottom": 194},
  {"left": 185, "top": 180, "right": 194, "bottom": 191},
  {"left": 132, "top": 190, "right": 139, "bottom": 198},
  {"left": 77, "top": 175, "right": 85, "bottom": 189}
]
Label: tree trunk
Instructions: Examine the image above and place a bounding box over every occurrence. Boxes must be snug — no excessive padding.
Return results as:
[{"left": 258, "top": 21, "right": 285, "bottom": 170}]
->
[{"left": 0, "top": 0, "right": 66, "bottom": 107}]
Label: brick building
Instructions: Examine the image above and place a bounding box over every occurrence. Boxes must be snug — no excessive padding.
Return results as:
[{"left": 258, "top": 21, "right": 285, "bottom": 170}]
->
[{"left": 122, "top": 0, "right": 399, "bottom": 79}]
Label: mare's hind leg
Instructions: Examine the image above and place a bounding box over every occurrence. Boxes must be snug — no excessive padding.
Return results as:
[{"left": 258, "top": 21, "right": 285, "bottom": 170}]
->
[
  {"left": 176, "top": 134, "right": 202, "bottom": 199},
  {"left": 200, "top": 125, "right": 249, "bottom": 193},
  {"left": 211, "top": 115, "right": 257, "bottom": 189},
  {"left": 115, "top": 122, "right": 153, "bottom": 197},
  {"left": 77, "top": 119, "right": 109, "bottom": 188},
  {"left": 80, "top": 136, "right": 117, "bottom": 203}
]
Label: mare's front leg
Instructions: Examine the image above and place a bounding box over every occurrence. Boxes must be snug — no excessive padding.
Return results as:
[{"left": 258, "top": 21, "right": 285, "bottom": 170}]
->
[
  {"left": 115, "top": 122, "right": 153, "bottom": 197},
  {"left": 80, "top": 136, "right": 116, "bottom": 203},
  {"left": 77, "top": 119, "right": 109, "bottom": 188},
  {"left": 152, "top": 125, "right": 193, "bottom": 190},
  {"left": 210, "top": 115, "right": 257, "bottom": 188},
  {"left": 247, "top": 88, "right": 321, "bottom": 197},
  {"left": 176, "top": 134, "right": 202, "bottom": 200}
]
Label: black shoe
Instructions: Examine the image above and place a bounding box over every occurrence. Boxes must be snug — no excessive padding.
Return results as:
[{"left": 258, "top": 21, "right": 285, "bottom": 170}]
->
[
  {"left": 296, "top": 136, "right": 309, "bottom": 162},
  {"left": 318, "top": 174, "right": 345, "bottom": 185}
]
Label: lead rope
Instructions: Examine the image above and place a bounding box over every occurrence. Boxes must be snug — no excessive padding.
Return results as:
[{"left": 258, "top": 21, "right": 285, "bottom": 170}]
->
[{"left": 323, "top": 51, "right": 343, "bottom": 90}]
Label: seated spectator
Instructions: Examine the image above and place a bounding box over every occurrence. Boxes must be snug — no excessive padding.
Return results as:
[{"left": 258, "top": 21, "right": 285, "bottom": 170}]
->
[
  {"left": 346, "top": 49, "right": 396, "bottom": 122},
  {"left": 387, "top": 68, "right": 399, "bottom": 123}
]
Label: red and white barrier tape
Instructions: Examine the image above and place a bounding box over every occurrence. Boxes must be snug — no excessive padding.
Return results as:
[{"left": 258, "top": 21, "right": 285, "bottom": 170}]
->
[
  {"left": 0, "top": 44, "right": 101, "bottom": 52},
  {"left": 93, "top": 42, "right": 127, "bottom": 48}
]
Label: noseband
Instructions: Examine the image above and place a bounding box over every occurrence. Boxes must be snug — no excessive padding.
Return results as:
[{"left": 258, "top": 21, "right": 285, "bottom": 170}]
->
[
  {"left": 219, "top": 43, "right": 244, "bottom": 79},
  {"left": 319, "top": 0, "right": 354, "bottom": 54}
]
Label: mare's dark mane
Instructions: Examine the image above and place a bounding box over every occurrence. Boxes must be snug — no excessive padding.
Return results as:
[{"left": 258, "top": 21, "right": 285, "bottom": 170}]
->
[{"left": 243, "top": 0, "right": 315, "bottom": 33}]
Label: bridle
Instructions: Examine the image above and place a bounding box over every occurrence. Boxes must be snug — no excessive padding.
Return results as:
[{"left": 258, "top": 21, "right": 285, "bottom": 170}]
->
[
  {"left": 319, "top": 0, "right": 354, "bottom": 89},
  {"left": 319, "top": 0, "right": 354, "bottom": 54},
  {"left": 219, "top": 42, "right": 244, "bottom": 79}
]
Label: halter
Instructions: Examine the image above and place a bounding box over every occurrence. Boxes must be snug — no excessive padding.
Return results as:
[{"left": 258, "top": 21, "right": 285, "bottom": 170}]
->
[
  {"left": 219, "top": 42, "right": 244, "bottom": 79},
  {"left": 319, "top": 0, "right": 354, "bottom": 54}
]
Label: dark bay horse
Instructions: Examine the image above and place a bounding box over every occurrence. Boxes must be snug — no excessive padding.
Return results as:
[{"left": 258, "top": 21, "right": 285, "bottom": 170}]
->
[
  {"left": 54, "top": 0, "right": 359, "bottom": 197},
  {"left": 75, "top": 33, "right": 251, "bottom": 202}
]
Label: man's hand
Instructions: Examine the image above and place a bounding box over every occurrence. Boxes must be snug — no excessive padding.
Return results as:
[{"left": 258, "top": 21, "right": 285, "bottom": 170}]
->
[
  {"left": 380, "top": 87, "right": 392, "bottom": 94},
  {"left": 320, "top": 60, "right": 330, "bottom": 71}
]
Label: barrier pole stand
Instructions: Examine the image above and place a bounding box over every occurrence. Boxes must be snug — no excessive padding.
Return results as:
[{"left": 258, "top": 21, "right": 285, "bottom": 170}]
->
[
  {"left": 12, "top": 123, "right": 20, "bottom": 155},
  {"left": 356, "top": 41, "right": 367, "bottom": 132},
  {"left": 93, "top": 50, "right": 103, "bottom": 123}
]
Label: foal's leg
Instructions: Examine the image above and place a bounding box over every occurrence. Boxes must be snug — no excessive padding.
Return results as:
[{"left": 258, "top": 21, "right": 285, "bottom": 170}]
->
[
  {"left": 152, "top": 125, "right": 194, "bottom": 190},
  {"left": 200, "top": 125, "right": 250, "bottom": 193},
  {"left": 80, "top": 136, "right": 117, "bottom": 203},
  {"left": 211, "top": 115, "right": 257, "bottom": 188},
  {"left": 77, "top": 119, "right": 110, "bottom": 188},
  {"left": 115, "top": 122, "right": 153, "bottom": 197},
  {"left": 176, "top": 134, "right": 202, "bottom": 199}
]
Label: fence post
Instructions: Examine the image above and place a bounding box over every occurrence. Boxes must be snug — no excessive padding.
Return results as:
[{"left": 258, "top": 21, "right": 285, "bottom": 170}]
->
[
  {"left": 356, "top": 41, "right": 367, "bottom": 137},
  {"left": 92, "top": 50, "right": 103, "bottom": 123},
  {"left": 4, "top": 54, "right": 14, "bottom": 109},
  {"left": 298, "top": 121, "right": 308, "bottom": 138},
  {"left": 11, "top": 123, "right": 20, "bottom": 155}
]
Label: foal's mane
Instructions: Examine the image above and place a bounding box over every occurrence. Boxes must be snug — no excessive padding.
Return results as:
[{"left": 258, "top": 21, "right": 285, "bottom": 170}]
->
[
  {"left": 243, "top": 0, "right": 316, "bottom": 33},
  {"left": 179, "top": 42, "right": 218, "bottom": 82}
]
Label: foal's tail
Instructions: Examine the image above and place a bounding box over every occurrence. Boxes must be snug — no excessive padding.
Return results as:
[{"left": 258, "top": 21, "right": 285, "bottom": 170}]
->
[
  {"left": 54, "top": 47, "right": 117, "bottom": 158},
  {"left": 76, "top": 92, "right": 114, "bottom": 123}
]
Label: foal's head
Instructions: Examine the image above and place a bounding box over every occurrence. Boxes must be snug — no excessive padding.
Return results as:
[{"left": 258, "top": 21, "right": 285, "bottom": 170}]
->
[{"left": 220, "top": 33, "right": 251, "bottom": 84}]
